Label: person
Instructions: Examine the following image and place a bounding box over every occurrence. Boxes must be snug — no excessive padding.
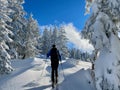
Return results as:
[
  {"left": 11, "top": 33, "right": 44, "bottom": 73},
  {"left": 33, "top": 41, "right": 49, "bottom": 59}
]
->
[{"left": 47, "top": 44, "right": 61, "bottom": 87}]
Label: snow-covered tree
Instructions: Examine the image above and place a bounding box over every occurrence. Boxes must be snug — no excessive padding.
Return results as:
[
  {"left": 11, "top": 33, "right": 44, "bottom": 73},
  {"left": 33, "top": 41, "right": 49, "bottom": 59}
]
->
[
  {"left": 0, "top": 0, "right": 13, "bottom": 74},
  {"left": 16, "top": 22, "right": 27, "bottom": 59},
  {"left": 8, "top": 0, "right": 27, "bottom": 59},
  {"left": 76, "top": 49, "right": 81, "bottom": 59},
  {"left": 24, "top": 14, "right": 40, "bottom": 58},
  {"left": 83, "top": 0, "right": 120, "bottom": 89},
  {"left": 48, "top": 27, "right": 53, "bottom": 49},
  {"left": 69, "top": 48, "right": 76, "bottom": 58},
  {"left": 37, "top": 36, "right": 42, "bottom": 54},
  {"left": 41, "top": 28, "right": 51, "bottom": 54},
  {"left": 58, "top": 26, "right": 69, "bottom": 58},
  {"left": 51, "top": 26, "right": 59, "bottom": 45}
]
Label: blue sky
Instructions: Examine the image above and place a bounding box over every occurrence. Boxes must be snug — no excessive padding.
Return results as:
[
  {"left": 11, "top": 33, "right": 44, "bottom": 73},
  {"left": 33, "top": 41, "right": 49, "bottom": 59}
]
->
[
  {"left": 23, "top": 0, "right": 89, "bottom": 30},
  {"left": 23, "top": 0, "right": 94, "bottom": 52}
]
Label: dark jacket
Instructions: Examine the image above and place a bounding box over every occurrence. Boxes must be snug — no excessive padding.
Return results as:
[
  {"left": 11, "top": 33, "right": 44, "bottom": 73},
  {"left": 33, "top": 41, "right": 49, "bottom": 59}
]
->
[{"left": 47, "top": 47, "right": 61, "bottom": 61}]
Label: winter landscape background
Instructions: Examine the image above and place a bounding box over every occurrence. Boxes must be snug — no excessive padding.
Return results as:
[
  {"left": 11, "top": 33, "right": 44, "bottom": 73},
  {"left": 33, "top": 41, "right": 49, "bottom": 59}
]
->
[{"left": 1, "top": 0, "right": 120, "bottom": 90}]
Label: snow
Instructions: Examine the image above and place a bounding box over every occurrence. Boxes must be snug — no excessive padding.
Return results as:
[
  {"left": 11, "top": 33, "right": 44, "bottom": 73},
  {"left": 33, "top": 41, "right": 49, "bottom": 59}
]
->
[
  {"left": 84, "top": 0, "right": 120, "bottom": 89},
  {"left": 0, "top": 58, "right": 95, "bottom": 90},
  {"left": 95, "top": 33, "right": 120, "bottom": 90}
]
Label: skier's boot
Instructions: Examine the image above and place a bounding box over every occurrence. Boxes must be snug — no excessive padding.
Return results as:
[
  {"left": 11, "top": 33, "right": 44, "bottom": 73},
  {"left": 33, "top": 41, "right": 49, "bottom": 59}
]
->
[
  {"left": 52, "top": 82, "right": 54, "bottom": 88},
  {"left": 55, "top": 76, "right": 58, "bottom": 84}
]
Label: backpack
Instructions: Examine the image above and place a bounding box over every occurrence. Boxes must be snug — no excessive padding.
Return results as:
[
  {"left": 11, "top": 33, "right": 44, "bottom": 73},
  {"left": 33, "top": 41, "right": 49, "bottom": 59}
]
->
[{"left": 51, "top": 48, "right": 59, "bottom": 60}]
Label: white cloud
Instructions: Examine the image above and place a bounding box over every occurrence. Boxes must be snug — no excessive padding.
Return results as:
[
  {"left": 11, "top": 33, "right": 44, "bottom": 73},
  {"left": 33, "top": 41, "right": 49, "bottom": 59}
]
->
[{"left": 63, "top": 23, "right": 94, "bottom": 52}]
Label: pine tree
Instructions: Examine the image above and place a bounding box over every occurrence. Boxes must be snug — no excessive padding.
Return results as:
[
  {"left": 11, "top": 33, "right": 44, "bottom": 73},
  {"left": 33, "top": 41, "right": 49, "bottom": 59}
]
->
[
  {"left": 8, "top": 0, "right": 27, "bottom": 59},
  {"left": 0, "top": 0, "right": 13, "bottom": 74},
  {"left": 75, "top": 49, "right": 81, "bottom": 59},
  {"left": 24, "top": 14, "right": 40, "bottom": 58},
  {"left": 83, "top": 0, "right": 120, "bottom": 89},
  {"left": 58, "top": 26, "right": 69, "bottom": 58},
  {"left": 48, "top": 27, "right": 53, "bottom": 49},
  {"left": 69, "top": 48, "right": 76, "bottom": 59},
  {"left": 41, "top": 27, "right": 51, "bottom": 54},
  {"left": 51, "top": 26, "right": 59, "bottom": 45}
]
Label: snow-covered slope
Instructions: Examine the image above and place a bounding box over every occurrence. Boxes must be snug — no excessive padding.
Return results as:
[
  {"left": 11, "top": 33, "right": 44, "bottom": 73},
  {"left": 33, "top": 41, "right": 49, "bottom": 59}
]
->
[{"left": 0, "top": 58, "right": 96, "bottom": 90}]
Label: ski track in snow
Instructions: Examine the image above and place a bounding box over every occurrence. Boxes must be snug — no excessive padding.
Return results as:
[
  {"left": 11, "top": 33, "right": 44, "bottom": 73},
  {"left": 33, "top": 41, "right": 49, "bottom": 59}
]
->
[{"left": 0, "top": 58, "right": 96, "bottom": 90}]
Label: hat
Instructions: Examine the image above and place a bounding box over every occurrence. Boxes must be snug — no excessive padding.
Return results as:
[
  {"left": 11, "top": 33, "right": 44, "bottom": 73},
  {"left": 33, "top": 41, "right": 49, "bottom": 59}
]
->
[{"left": 52, "top": 44, "right": 56, "bottom": 47}]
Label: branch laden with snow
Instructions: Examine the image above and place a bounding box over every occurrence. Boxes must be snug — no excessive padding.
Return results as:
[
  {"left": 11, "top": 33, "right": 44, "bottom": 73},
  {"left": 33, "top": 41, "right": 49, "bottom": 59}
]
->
[
  {"left": 85, "top": 0, "right": 94, "bottom": 15},
  {"left": 83, "top": 0, "right": 120, "bottom": 90},
  {"left": 0, "top": 0, "right": 13, "bottom": 74}
]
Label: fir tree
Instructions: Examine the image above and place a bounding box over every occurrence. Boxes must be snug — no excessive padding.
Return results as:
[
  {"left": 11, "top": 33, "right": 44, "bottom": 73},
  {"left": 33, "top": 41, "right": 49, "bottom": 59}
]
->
[
  {"left": 24, "top": 14, "right": 40, "bottom": 58},
  {"left": 0, "top": 0, "right": 13, "bottom": 74},
  {"left": 41, "top": 27, "right": 51, "bottom": 54},
  {"left": 51, "top": 26, "right": 59, "bottom": 45},
  {"left": 58, "top": 26, "right": 69, "bottom": 58},
  {"left": 83, "top": 0, "right": 120, "bottom": 89},
  {"left": 7, "top": 0, "right": 27, "bottom": 59}
]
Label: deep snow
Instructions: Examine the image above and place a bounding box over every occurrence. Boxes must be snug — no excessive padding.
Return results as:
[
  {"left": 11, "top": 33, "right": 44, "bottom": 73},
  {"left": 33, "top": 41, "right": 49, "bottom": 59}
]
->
[{"left": 0, "top": 58, "right": 96, "bottom": 90}]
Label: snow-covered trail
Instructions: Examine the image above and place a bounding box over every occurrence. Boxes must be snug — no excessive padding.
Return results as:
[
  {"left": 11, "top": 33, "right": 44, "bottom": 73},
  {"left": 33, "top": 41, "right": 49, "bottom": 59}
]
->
[{"left": 0, "top": 58, "right": 96, "bottom": 90}]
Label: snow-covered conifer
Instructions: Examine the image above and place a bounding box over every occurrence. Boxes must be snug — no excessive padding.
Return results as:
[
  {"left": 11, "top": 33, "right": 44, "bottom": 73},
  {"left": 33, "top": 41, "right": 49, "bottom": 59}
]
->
[
  {"left": 58, "top": 26, "right": 69, "bottom": 58},
  {"left": 24, "top": 14, "right": 40, "bottom": 58},
  {"left": 51, "top": 26, "right": 59, "bottom": 45},
  {"left": 69, "top": 48, "right": 76, "bottom": 59},
  {"left": 0, "top": 0, "right": 13, "bottom": 74},
  {"left": 41, "top": 27, "right": 51, "bottom": 54},
  {"left": 7, "top": 0, "right": 27, "bottom": 59},
  {"left": 83, "top": 0, "right": 120, "bottom": 89}
]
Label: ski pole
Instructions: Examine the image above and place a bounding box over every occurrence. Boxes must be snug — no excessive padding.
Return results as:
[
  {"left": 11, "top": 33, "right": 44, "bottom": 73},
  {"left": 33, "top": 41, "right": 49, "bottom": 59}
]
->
[
  {"left": 40, "top": 59, "right": 47, "bottom": 77},
  {"left": 36, "top": 59, "right": 47, "bottom": 84},
  {"left": 60, "top": 61, "right": 65, "bottom": 78}
]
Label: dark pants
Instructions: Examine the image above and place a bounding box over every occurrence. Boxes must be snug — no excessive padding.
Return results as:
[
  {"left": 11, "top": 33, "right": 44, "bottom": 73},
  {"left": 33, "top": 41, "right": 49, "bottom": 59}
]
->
[{"left": 51, "top": 60, "right": 59, "bottom": 83}]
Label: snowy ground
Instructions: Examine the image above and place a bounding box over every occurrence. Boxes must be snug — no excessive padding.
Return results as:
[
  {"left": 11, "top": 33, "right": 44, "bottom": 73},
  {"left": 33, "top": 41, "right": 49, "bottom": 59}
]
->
[{"left": 0, "top": 58, "right": 96, "bottom": 90}]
